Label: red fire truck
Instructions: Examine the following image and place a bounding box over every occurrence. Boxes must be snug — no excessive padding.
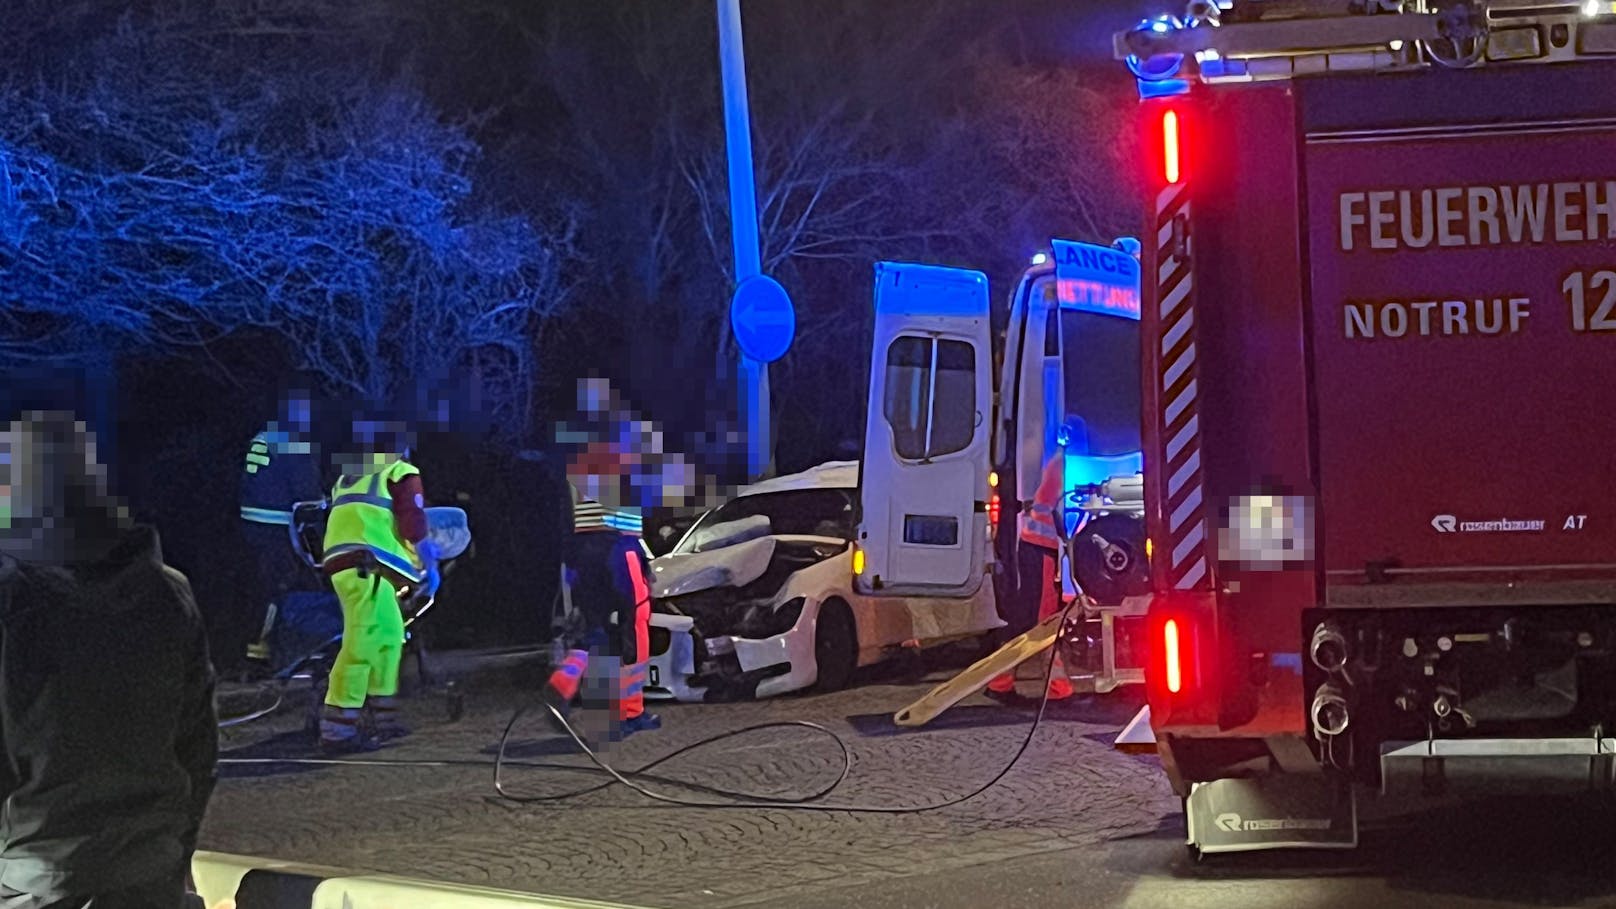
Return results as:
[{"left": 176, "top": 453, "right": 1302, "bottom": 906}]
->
[{"left": 1115, "top": 0, "right": 1616, "bottom": 853}]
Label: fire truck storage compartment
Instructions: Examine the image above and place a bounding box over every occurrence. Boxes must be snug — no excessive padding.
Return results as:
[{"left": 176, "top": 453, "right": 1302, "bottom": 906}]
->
[
  {"left": 1299, "top": 64, "right": 1616, "bottom": 584},
  {"left": 1287, "top": 63, "right": 1616, "bottom": 786}
]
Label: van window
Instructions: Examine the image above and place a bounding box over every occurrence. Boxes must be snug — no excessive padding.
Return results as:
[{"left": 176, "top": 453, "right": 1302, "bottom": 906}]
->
[
  {"left": 883, "top": 336, "right": 932, "bottom": 459},
  {"left": 882, "top": 335, "right": 977, "bottom": 461},
  {"left": 930, "top": 339, "right": 975, "bottom": 456}
]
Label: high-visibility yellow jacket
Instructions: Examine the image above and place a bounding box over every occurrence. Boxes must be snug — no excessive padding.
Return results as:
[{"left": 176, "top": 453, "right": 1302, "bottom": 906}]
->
[{"left": 323, "top": 459, "right": 424, "bottom": 582}]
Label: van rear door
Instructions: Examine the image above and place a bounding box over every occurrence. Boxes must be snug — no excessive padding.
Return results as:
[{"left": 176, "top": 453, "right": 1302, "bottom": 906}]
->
[{"left": 858, "top": 262, "right": 994, "bottom": 596}]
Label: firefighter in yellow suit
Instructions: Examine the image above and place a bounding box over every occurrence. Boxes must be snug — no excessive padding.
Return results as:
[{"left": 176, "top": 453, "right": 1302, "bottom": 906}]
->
[{"left": 317, "top": 426, "right": 438, "bottom": 754}]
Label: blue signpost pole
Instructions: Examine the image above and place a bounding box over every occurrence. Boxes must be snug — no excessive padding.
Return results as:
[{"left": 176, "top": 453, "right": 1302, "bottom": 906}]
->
[{"left": 716, "top": 0, "right": 771, "bottom": 482}]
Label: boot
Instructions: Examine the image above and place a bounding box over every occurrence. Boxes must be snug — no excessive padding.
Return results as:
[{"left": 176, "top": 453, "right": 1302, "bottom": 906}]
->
[
  {"left": 985, "top": 673, "right": 1030, "bottom": 706},
  {"left": 612, "top": 712, "right": 662, "bottom": 741},
  {"left": 366, "top": 696, "right": 411, "bottom": 742},
  {"left": 245, "top": 603, "right": 278, "bottom": 665},
  {"left": 543, "top": 649, "right": 589, "bottom": 721},
  {"left": 319, "top": 706, "right": 379, "bottom": 755},
  {"left": 1046, "top": 676, "right": 1076, "bottom": 701}
]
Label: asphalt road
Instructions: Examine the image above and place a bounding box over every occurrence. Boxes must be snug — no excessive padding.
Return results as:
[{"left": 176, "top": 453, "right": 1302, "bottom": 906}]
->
[
  {"left": 769, "top": 784, "right": 1616, "bottom": 909},
  {"left": 205, "top": 653, "right": 1616, "bottom": 909}
]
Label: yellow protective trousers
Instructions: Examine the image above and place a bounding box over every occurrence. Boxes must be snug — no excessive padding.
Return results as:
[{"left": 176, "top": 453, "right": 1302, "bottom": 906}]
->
[{"left": 323, "top": 567, "right": 406, "bottom": 710}]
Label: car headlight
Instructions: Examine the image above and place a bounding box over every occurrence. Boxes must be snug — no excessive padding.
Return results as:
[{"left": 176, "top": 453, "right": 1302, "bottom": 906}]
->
[
  {"left": 1217, "top": 494, "right": 1314, "bottom": 570},
  {"left": 735, "top": 597, "right": 807, "bottom": 639}
]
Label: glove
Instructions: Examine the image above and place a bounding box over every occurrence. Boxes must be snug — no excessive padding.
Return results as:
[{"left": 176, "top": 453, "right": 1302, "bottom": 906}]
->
[{"left": 416, "top": 538, "right": 442, "bottom": 563}]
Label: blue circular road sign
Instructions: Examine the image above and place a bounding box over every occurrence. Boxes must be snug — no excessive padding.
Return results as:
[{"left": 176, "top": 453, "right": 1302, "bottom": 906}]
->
[{"left": 729, "top": 275, "right": 796, "bottom": 364}]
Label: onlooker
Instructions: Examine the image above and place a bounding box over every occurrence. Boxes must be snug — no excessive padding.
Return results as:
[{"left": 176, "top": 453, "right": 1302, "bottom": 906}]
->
[{"left": 0, "top": 412, "right": 218, "bottom": 909}]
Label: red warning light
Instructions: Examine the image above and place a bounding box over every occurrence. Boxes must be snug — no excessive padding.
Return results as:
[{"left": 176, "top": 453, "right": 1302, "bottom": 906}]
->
[
  {"left": 1163, "top": 618, "right": 1183, "bottom": 694},
  {"left": 1162, "top": 109, "right": 1182, "bottom": 185}
]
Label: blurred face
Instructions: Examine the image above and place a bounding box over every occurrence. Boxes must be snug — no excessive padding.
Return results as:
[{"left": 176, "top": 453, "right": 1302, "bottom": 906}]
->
[
  {"left": 0, "top": 425, "right": 44, "bottom": 538},
  {"left": 284, "top": 396, "right": 312, "bottom": 433},
  {"left": 578, "top": 378, "right": 613, "bottom": 415},
  {"left": 335, "top": 419, "right": 409, "bottom": 474},
  {"left": 336, "top": 451, "right": 397, "bottom": 475},
  {"left": 0, "top": 435, "right": 12, "bottom": 532},
  {"left": 0, "top": 416, "right": 128, "bottom": 564}
]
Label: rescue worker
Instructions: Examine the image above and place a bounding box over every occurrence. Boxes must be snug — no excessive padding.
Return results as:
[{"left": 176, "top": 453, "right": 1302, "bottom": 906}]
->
[
  {"left": 238, "top": 387, "right": 323, "bottom": 669},
  {"left": 317, "top": 421, "right": 440, "bottom": 754},
  {"left": 0, "top": 412, "right": 218, "bottom": 908},
  {"left": 986, "top": 422, "right": 1077, "bottom": 704},
  {"left": 544, "top": 469, "right": 660, "bottom": 738}
]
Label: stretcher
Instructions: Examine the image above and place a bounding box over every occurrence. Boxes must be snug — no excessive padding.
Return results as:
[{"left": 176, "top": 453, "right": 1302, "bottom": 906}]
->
[
  {"left": 221, "top": 501, "right": 472, "bottom": 730},
  {"left": 284, "top": 500, "right": 471, "bottom": 633}
]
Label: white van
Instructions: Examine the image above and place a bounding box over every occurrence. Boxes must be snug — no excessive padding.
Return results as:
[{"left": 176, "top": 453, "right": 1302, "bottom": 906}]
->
[
  {"left": 646, "top": 263, "right": 1003, "bottom": 701},
  {"left": 646, "top": 246, "right": 1149, "bottom": 701}
]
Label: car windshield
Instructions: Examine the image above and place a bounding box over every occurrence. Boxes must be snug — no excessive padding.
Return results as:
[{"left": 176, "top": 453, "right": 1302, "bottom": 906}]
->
[{"left": 675, "top": 488, "right": 855, "bottom": 553}]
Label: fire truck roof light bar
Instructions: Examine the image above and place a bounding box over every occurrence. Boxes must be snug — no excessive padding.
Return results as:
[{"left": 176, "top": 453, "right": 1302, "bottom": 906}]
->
[{"left": 1116, "top": 12, "right": 1445, "bottom": 63}]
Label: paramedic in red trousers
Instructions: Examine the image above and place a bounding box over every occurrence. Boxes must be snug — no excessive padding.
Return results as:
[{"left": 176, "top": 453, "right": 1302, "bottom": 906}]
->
[
  {"left": 545, "top": 475, "right": 660, "bottom": 738},
  {"left": 986, "top": 422, "right": 1077, "bottom": 704},
  {"left": 237, "top": 387, "right": 323, "bottom": 670},
  {"left": 0, "top": 412, "right": 217, "bottom": 908}
]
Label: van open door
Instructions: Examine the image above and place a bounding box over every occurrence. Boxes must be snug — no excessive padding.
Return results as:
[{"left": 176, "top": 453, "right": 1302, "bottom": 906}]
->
[{"left": 857, "top": 262, "right": 993, "bottom": 597}]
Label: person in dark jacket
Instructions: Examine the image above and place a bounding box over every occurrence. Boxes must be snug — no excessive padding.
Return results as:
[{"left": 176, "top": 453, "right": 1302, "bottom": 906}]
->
[
  {"left": 238, "top": 388, "right": 323, "bottom": 670},
  {"left": 0, "top": 412, "right": 218, "bottom": 909}
]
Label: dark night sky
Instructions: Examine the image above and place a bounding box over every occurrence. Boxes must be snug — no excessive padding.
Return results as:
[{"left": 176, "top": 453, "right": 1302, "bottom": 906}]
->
[{"left": 1001, "top": 0, "right": 1160, "bottom": 62}]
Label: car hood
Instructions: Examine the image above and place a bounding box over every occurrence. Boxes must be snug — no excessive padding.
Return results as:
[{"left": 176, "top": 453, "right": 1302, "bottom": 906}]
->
[{"left": 650, "top": 536, "right": 778, "bottom": 599}]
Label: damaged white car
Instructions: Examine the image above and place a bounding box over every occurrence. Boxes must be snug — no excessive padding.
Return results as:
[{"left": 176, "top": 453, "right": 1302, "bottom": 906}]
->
[{"left": 645, "top": 461, "right": 1001, "bottom": 701}]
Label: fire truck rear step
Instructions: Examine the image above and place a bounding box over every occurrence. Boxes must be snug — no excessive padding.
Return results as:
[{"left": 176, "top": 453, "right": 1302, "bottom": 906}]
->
[{"left": 1380, "top": 737, "right": 1616, "bottom": 798}]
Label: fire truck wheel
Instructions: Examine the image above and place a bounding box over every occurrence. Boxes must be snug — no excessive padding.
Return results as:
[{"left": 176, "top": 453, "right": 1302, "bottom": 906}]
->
[{"left": 812, "top": 599, "right": 858, "bottom": 693}]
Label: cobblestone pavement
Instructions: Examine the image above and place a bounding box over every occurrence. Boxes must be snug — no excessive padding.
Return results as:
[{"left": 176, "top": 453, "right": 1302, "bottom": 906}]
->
[{"left": 203, "top": 664, "right": 1177, "bottom": 909}]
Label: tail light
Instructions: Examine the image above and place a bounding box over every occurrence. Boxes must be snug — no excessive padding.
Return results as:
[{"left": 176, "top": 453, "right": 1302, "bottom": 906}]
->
[
  {"left": 1162, "top": 109, "right": 1183, "bottom": 184},
  {"left": 1163, "top": 618, "right": 1184, "bottom": 693},
  {"left": 987, "top": 470, "right": 1001, "bottom": 530},
  {"left": 1146, "top": 597, "right": 1219, "bottom": 727}
]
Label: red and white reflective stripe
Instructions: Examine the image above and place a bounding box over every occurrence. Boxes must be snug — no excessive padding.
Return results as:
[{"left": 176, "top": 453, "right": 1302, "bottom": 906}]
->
[
  {"left": 624, "top": 549, "right": 650, "bottom": 607},
  {"left": 1156, "top": 183, "right": 1208, "bottom": 590}
]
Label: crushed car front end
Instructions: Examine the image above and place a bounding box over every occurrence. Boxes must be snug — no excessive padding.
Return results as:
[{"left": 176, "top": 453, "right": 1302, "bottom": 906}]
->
[{"left": 647, "top": 533, "right": 851, "bottom": 701}]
